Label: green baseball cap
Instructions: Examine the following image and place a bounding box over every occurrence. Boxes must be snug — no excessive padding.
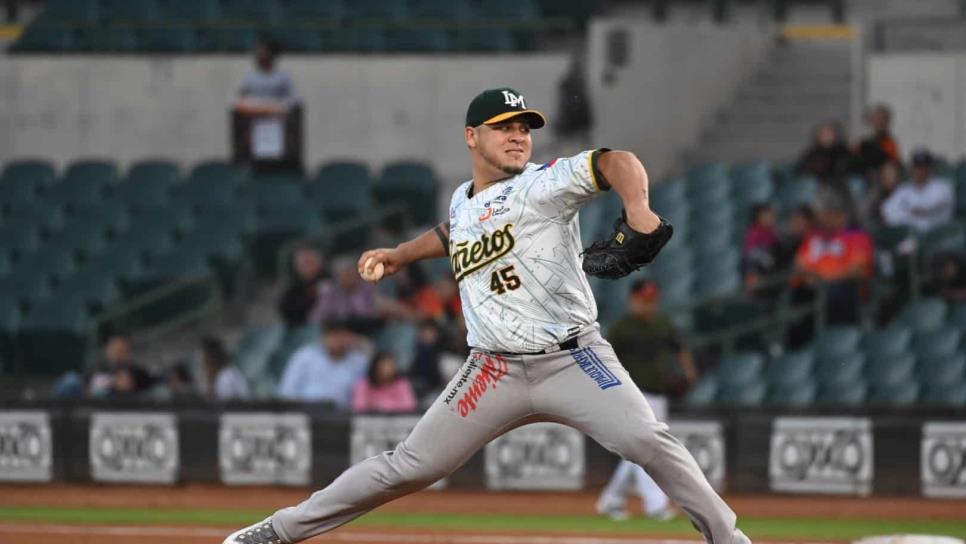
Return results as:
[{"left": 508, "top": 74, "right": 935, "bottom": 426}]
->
[{"left": 465, "top": 87, "right": 547, "bottom": 129}]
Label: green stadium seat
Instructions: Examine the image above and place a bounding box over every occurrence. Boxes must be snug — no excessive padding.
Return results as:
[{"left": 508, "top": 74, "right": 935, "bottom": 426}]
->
[
  {"left": 687, "top": 163, "right": 730, "bottom": 191},
  {"left": 68, "top": 199, "right": 131, "bottom": 230},
  {"left": 656, "top": 274, "right": 693, "bottom": 308},
  {"left": 263, "top": 26, "right": 322, "bottom": 52},
  {"left": 868, "top": 381, "right": 919, "bottom": 406},
  {"left": 316, "top": 161, "right": 371, "bottom": 185},
  {"left": 0, "top": 253, "right": 10, "bottom": 276},
  {"left": 16, "top": 296, "right": 90, "bottom": 375},
  {"left": 385, "top": 27, "right": 449, "bottom": 52},
  {"left": 235, "top": 323, "right": 286, "bottom": 383},
  {"left": 690, "top": 229, "right": 735, "bottom": 258},
  {"left": 453, "top": 27, "right": 514, "bottom": 52},
  {"left": 685, "top": 375, "right": 717, "bottom": 407},
  {"left": 730, "top": 159, "right": 771, "bottom": 186},
  {"left": 0, "top": 295, "right": 22, "bottom": 358},
  {"left": 861, "top": 325, "right": 912, "bottom": 360},
  {"left": 914, "top": 325, "right": 962, "bottom": 360},
  {"left": 376, "top": 162, "right": 438, "bottom": 226},
  {"left": 918, "top": 353, "right": 966, "bottom": 387},
  {"left": 814, "top": 325, "right": 862, "bottom": 361},
  {"left": 922, "top": 382, "right": 966, "bottom": 407},
  {"left": 319, "top": 27, "right": 386, "bottom": 52},
  {"left": 948, "top": 303, "right": 966, "bottom": 331},
  {"left": 282, "top": 0, "right": 345, "bottom": 22},
  {"left": 1, "top": 160, "right": 56, "bottom": 186},
  {"left": 695, "top": 249, "right": 741, "bottom": 278},
  {"left": 10, "top": 24, "right": 75, "bottom": 52},
  {"left": 817, "top": 381, "right": 867, "bottom": 406},
  {"left": 251, "top": 203, "right": 324, "bottom": 275},
  {"left": 766, "top": 381, "right": 816, "bottom": 407},
  {"left": 957, "top": 184, "right": 966, "bottom": 217},
  {"left": 157, "top": 0, "right": 221, "bottom": 23},
  {"left": 75, "top": 26, "right": 139, "bottom": 52},
  {"left": 55, "top": 270, "right": 122, "bottom": 311},
  {"left": 173, "top": 177, "right": 241, "bottom": 207},
  {"left": 0, "top": 272, "right": 53, "bottom": 310},
  {"left": 190, "top": 161, "right": 246, "bottom": 184},
  {"left": 815, "top": 351, "right": 865, "bottom": 387},
  {"left": 45, "top": 179, "right": 111, "bottom": 209},
  {"left": 195, "top": 202, "right": 257, "bottom": 236},
  {"left": 689, "top": 202, "right": 735, "bottom": 231},
  {"left": 408, "top": 0, "right": 472, "bottom": 21},
  {"left": 221, "top": 0, "right": 283, "bottom": 24},
  {"left": 479, "top": 0, "right": 540, "bottom": 20},
  {"left": 776, "top": 177, "right": 818, "bottom": 212},
  {"left": 765, "top": 350, "right": 814, "bottom": 387},
  {"left": 110, "top": 222, "right": 177, "bottom": 258},
  {"left": 99, "top": 0, "right": 160, "bottom": 23},
  {"left": 537, "top": 0, "right": 601, "bottom": 21},
  {"left": 4, "top": 202, "right": 64, "bottom": 230},
  {"left": 42, "top": 0, "right": 99, "bottom": 23},
  {"left": 865, "top": 352, "right": 916, "bottom": 388},
  {"left": 45, "top": 223, "right": 112, "bottom": 257},
  {"left": 305, "top": 179, "right": 373, "bottom": 223},
  {"left": 65, "top": 159, "right": 120, "bottom": 183},
  {"left": 208, "top": 25, "right": 259, "bottom": 52},
  {"left": 82, "top": 248, "right": 147, "bottom": 284},
  {"left": 15, "top": 248, "right": 77, "bottom": 282},
  {"left": 115, "top": 178, "right": 172, "bottom": 208},
  {"left": 716, "top": 379, "right": 766, "bottom": 407},
  {"left": 716, "top": 352, "right": 764, "bottom": 387},
  {"left": 267, "top": 324, "right": 320, "bottom": 379},
  {"left": 651, "top": 179, "right": 687, "bottom": 207},
  {"left": 0, "top": 179, "right": 43, "bottom": 210},
  {"left": 347, "top": 0, "right": 407, "bottom": 22},
  {"left": 919, "top": 222, "right": 966, "bottom": 262},
  {"left": 136, "top": 201, "right": 197, "bottom": 235},
  {"left": 142, "top": 248, "right": 211, "bottom": 283},
  {"left": 127, "top": 160, "right": 180, "bottom": 184},
  {"left": 137, "top": 26, "right": 198, "bottom": 52},
  {"left": 0, "top": 223, "right": 42, "bottom": 257},
  {"left": 694, "top": 270, "right": 740, "bottom": 299},
  {"left": 179, "top": 223, "right": 245, "bottom": 263}
]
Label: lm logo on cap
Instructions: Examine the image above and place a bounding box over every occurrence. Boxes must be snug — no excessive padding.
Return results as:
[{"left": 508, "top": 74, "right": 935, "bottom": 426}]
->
[{"left": 502, "top": 90, "right": 526, "bottom": 109}]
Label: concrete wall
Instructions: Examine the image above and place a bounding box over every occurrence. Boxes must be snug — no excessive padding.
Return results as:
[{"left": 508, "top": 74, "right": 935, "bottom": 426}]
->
[
  {"left": 587, "top": 20, "right": 773, "bottom": 176},
  {"left": 867, "top": 53, "right": 966, "bottom": 161},
  {"left": 0, "top": 55, "right": 570, "bottom": 184}
]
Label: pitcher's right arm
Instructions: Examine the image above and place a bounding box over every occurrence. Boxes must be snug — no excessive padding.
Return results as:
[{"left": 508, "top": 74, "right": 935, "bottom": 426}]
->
[{"left": 357, "top": 222, "right": 449, "bottom": 281}]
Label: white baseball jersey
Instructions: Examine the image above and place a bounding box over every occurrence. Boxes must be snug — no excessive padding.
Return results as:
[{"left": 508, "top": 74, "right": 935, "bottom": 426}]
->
[{"left": 448, "top": 149, "right": 608, "bottom": 353}]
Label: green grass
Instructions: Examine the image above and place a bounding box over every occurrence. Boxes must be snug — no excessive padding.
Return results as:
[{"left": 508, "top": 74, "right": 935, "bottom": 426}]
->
[{"left": 1, "top": 506, "right": 965, "bottom": 540}]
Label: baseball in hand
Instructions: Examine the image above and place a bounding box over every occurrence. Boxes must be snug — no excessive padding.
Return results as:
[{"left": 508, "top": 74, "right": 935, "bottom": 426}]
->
[{"left": 362, "top": 257, "right": 385, "bottom": 282}]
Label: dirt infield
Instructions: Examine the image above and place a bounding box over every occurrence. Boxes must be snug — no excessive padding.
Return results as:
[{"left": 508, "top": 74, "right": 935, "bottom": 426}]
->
[
  {"left": 0, "top": 484, "right": 962, "bottom": 520},
  {"left": 0, "top": 485, "right": 963, "bottom": 544}
]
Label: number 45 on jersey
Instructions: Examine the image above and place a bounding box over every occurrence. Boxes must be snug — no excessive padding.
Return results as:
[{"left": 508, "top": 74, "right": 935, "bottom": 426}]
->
[{"left": 490, "top": 265, "right": 521, "bottom": 295}]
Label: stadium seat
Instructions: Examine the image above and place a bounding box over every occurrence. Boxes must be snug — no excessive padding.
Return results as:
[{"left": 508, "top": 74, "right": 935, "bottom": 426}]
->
[
  {"left": 0, "top": 270, "right": 53, "bottom": 306},
  {"left": 16, "top": 248, "right": 78, "bottom": 282},
  {"left": 1, "top": 160, "right": 56, "bottom": 186},
  {"left": 156, "top": 0, "right": 221, "bottom": 23},
  {"left": 716, "top": 379, "right": 766, "bottom": 407},
  {"left": 140, "top": 248, "right": 211, "bottom": 284},
  {"left": 815, "top": 351, "right": 865, "bottom": 388},
  {"left": 0, "top": 223, "right": 42, "bottom": 257},
  {"left": 263, "top": 26, "right": 323, "bottom": 52},
  {"left": 918, "top": 353, "right": 966, "bottom": 387},
  {"left": 16, "top": 296, "right": 90, "bottom": 375},
  {"left": 868, "top": 382, "right": 919, "bottom": 406},
  {"left": 537, "top": 0, "right": 602, "bottom": 21},
  {"left": 479, "top": 0, "right": 540, "bottom": 20},
  {"left": 686, "top": 163, "right": 730, "bottom": 198},
  {"left": 179, "top": 223, "right": 245, "bottom": 263},
  {"left": 453, "top": 27, "right": 514, "bottom": 52},
  {"left": 776, "top": 177, "right": 818, "bottom": 212},
  {"left": 765, "top": 350, "right": 814, "bottom": 387},
  {"left": 173, "top": 177, "right": 241, "bottom": 207},
  {"left": 41, "top": 0, "right": 99, "bottom": 23},
  {"left": 919, "top": 222, "right": 966, "bottom": 262},
  {"left": 766, "top": 381, "right": 816, "bottom": 407},
  {"left": 99, "top": 0, "right": 160, "bottom": 23},
  {"left": 685, "top": 375, "right": 717, "bottom": 407},
  {"left": 267, "top": 325, "right": 319, "bottom": 379},
  {"left": 914, "top": 325, "right": 962, "bottom": 360},
  {"left": 137, "top": 26, "right": 198, "bottom": 52},
  {"left": 651, "top": 179, "right": 687, "bottom": 208},
  {"left": 207, "top": 25, "right": 259, "bottom": 52},
  {"left": 318, "top": 27, "right": 386, "bottom": 52},
  {"left": 45, "top": 222, "right": 112, "bottom": 257},
  {"left": 376, "top": 162, "right": 438, "bottom": 226},
  {"left": 948, "top": 304, "right": 966, "bottom": 331},
  {"left": 861, "top": 325, "right": 912, "bottom": 360},
  {"left": 282, "top": 0, "right": 345, "bottom": 22},
  {"left": 347, "top": 0, "right": 407, "bottom": 22},
  {"left": 136, "top": 201, "right": 198, "bottom": 235},
  {"left": 716, "top": 352, "right": 765, "bottom": 387},
  {"left": 75, "top": 26, "right": 139, "bottom": 52},
  {"left": 83, "top": 248, "right": 147, "bottom": 285},
  {"left": 385, "top": 27, "right": 449, "bottom": 52},
  {"left": 922, "top": 382, "right": 966, "bottom": 407},
  {"left": 10, "top": 24, "right": 75, "bottom": 52},
  {"left": 690, "top": 228, "right": 735, "bottom": 258},
  {"left": 220, "top": 0, "right": 283, "bottom": 24},
  {"left": 817, "top": 380, "right": 867, "bottom": 406},
  {"left": 694, "top": 270, "right": 741, "bottom": 299},
  {"left": 813, "top": 325, "right": 862, "bottom": 361},
  {"left": 115, "top": 178, "right": 173, "bottom": 209},
  {"left": 408, "top": 0, "right": 472, "bottom": 20},
  {"left": 194, "top": 202, "right": 257, "bottom": 237},
  {"left": 127, "top": 160, "right": 180, "bottom": 184},
  {"left": 864, "top": 352, "right": 916, "bottom": 388},
  {"left": 695, "top": 249, "right": 741, "bottom": 279},
  {"left": 896, "top": 297, "right": 948, "bottom": 334},
  {"left": 235, "top": 323, "right": 286, "bottom": 385},
  {"left": 55, "top": 270, "right": 122, "bottom": 311},
  {"left": 68, "top": 199, "right": 131, "bottom": 230}
]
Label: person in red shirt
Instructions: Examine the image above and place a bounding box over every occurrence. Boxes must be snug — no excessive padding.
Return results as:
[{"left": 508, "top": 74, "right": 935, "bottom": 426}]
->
[{"left": 789, "top": 199, "right": 874, "bottom": 345}]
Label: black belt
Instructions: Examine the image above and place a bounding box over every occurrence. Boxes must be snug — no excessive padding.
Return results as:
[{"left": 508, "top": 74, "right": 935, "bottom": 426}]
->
[{"left": 489, "top": 335, "right": 580, "bottom": 356}]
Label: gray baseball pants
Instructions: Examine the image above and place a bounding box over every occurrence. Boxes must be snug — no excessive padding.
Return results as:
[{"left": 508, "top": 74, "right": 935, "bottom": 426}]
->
[{"left": 272, "top": 326, "right": 744, "bottom": 543}]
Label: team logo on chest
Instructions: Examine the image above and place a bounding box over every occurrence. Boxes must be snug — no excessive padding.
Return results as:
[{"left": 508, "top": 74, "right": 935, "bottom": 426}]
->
[{"left": 450, "top": 223, "right": 515, "bottom": 282}]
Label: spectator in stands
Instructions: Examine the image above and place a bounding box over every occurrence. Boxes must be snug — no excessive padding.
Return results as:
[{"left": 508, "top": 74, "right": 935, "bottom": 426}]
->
[
  {"left": 929, "top": 253, "right": 966, "bottom": 303},
  {"left": 278, "top": 247, "right": 327, "bottom": 328},
  {"left": 881, "top": 149, "right": 955, "bottom": 233},
  {"left": 853, "top": 103, "right": 901, "bottom": 177},
  {"left": 742, "top": 203, "right": 781, "bottom": 293},
  {"left": 796, "top": 121, "right": 852, "bottom": 182},
  {"left": 233, "top": 39, "right": 297, "bottom": 115},
  {"left": 794, "top": 197, "right": 874, "bottom": 328},
  {"left": 775, "top": 204, "right": 816, "bottom": 271},
  {"left": 608, "top": 280, "right": 697, "bottom": 399},
  {"left": 163, "top": 362, "right": 199, "bottom": 400},
  {"left": 200, "top": 336, "right": 250, "bottom": 401},
  {"left": 277, "top": 319, "right": 369, "bottom": 407},
  {"left": 436, "top": 274, "right": 462, "bottom": 324},
  {"left": 351, "top": 351, "right": 417, "bottom": 413},
  {"left": 88, "top": 333, "right": 153, "bottom": 397},
  {"left": 110, "top": 365, "right": 155, "bottom": 398},
  {"left": 393, "top": 262, "right": 445, "bottom": 321},
  {"left": 860, "top": 160, "right": 903, "bottom": 229},
  {"left": 409, "top": 320, "right": 445, "bottom": 399},
  {"left": 309, "top": 257, "right": 381, "bottom": 331}
]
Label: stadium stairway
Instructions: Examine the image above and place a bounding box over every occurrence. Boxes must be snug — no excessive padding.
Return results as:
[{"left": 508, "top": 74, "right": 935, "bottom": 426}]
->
[{"left": 685, "top": 39, "right": 852, "bottom": 165}]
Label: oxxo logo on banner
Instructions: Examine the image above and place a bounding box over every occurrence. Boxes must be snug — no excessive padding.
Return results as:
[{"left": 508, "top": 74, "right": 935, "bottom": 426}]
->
[
  {"left": 89, "top": 412, "right": 179, "bottom": 484},
  {"left": 350, "top": 415, "right": 445, "bottom": 490},
  {"left": 921, "top": 422, "right": 966, "bottom": 498},
  {"left": 0, "top": 411, "right": 52, "bottom": 482},
  {"left": 484, "top": 423, "right": 584, "bottom": 491},
  {"left": 769, "top": 417, "right": 873, "bottom": 495},
  {"left": 670, "top": 420, "right": 726, "bottom": 492},
  {"left": 219, "top": 413, "right": 311, "bottom": 486}
]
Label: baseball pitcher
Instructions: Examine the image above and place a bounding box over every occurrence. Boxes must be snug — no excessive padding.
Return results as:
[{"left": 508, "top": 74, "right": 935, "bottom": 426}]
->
[{"left": 223, "top": 88, "right": 750, "bottom": 544}]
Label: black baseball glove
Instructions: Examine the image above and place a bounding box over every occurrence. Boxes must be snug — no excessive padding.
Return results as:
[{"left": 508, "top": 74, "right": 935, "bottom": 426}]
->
[{"left": 581, "top": 213, "right": 673, "bottom": 279}]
